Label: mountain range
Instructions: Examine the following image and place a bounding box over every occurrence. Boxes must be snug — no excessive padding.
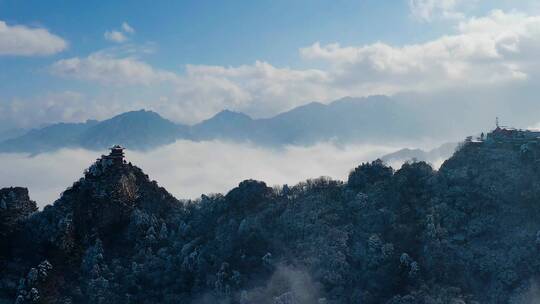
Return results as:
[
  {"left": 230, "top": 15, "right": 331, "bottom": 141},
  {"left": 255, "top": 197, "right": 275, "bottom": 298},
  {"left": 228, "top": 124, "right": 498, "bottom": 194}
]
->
[
  {"left": 2, "top": 128, "right": 540, "bottom": 303},
  {"left": 0, "top": 96, "right": 461, "bottom": 154}
]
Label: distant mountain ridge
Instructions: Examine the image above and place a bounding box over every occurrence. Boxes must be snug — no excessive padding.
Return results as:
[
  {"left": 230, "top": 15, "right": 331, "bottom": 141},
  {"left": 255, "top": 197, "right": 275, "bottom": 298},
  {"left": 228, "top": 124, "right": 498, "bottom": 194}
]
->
[
  {"left": 381, "top": 142, "right": 459, "bottom": 166},
  {"left": 0, "top": 110, "right": 186, "bottom": 153},
  {"left": 0, "top": 96, "right": 459, "bottom": 153},
  {"left": 78, "top": 110, "right": 188, "bottom": 150}
]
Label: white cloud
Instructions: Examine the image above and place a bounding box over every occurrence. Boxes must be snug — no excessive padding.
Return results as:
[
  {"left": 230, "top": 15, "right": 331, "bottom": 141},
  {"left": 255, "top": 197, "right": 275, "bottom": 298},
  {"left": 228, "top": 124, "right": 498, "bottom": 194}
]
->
[
  {"left": 104, "top": 30, "right": 127, "bottom": 43},
  {"left": 0, "top": 20, "right": 67, "bottom": 56},
  {"left": 172, "top": 61, "right": 334, "bottom": 121},
  {"left": 0, "top": 91, "right": 89, "bottom": 130},
  {"left": 0, "top": 141, "right": 397, "bottom": 207},
  {"left": 0, "top": 89, "right": 170, "bottom": 131},
  {"left": 104, "top": 22, "right": 135, "bottom": 43},
  {"left": 300, "top": 10, "right": 537, "bottom": 94},
  {"left": 408, "top": 0, "right": 473, "bottom": 21},
  {"left": 122, "top": 22, "right": 135, "bottom": 34},
  {"left": 50, "top": 52, "right": 179, "bottom": 85}
]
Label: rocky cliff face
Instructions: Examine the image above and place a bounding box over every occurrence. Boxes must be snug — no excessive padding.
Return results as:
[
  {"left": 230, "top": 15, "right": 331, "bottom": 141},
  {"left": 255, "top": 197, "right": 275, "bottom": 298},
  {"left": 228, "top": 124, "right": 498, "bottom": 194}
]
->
[
  {"left": 60, "top": 155, "right": 180, "bottom": 245},
  {"left": 0, "top": 187, "right": 37, "bottom": 241},
  {"left": 3, "top": 130, "right": 540, "bottom": 303}
]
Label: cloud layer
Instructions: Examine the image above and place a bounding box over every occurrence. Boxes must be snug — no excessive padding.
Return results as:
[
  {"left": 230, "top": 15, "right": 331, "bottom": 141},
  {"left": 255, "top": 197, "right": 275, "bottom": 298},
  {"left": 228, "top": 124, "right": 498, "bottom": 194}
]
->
[
  {"left": 0, "top": 140, "right": 398, "bottom": 207},
  {"left": 29, "top": 9, "right": 539, "bottom": 126},
  {"left": 50, "top": 52, "right": 178, "bottom": 86},
  {"left": 300, "top": 10, "right": 540, "bottom": 92},
  {"left": 0, "top": 20, "right": 67, "bottom": 56}
]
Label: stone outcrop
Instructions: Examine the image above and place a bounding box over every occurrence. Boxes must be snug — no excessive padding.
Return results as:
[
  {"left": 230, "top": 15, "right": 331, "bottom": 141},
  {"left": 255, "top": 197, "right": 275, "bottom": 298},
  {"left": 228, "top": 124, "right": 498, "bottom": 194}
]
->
[{"left": 0, "top": 187, "right": 37, "bottom": 240}]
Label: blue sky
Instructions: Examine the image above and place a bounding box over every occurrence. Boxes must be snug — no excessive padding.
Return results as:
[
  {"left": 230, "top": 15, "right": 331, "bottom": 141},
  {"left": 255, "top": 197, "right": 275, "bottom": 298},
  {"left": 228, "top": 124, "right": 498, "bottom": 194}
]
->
[
  {"left": 0, "top": 1, "right": 435, "bottom": 66},
  {"left": 1, "top": 0, "right": 540, "bottom": 129}
]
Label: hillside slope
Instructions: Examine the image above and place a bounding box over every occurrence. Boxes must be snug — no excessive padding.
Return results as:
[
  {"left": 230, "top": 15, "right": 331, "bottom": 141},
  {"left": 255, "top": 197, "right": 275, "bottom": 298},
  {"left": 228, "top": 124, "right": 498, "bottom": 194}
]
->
[{"left": 2, "top": 128, "right": 540, "bottom": 303}]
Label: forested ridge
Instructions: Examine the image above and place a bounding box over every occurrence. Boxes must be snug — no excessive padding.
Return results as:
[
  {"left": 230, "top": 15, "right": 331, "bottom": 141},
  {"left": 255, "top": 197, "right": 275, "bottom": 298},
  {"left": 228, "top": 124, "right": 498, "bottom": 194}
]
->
[{"left": 3, "top": 128, "right": 540, "bottom": 303}]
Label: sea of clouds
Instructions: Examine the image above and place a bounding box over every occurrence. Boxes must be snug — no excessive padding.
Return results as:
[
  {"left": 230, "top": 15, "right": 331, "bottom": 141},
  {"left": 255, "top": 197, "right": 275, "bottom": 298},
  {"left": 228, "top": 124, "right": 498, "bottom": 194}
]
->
[{"left": 0, "top": 140, "right": 413, "bottom": 208}]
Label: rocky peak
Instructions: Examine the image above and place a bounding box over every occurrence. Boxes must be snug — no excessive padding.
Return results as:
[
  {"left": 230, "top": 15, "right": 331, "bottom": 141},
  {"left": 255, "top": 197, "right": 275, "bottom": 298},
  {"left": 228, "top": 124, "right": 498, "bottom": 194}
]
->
[
  {"left": 47, "top": 147, "right": 180, "bottom": 245},
  {"left": 0, "top": 187, "right": 37, "bottom": 239},
  {"left": 0, "top": 187, "right": 35, "bottom": 210}
]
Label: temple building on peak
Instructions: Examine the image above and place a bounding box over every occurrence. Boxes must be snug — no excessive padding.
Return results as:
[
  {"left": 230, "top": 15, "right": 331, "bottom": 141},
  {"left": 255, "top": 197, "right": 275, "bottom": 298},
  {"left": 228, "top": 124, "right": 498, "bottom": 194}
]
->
[{"left": 104, "top": 145, "right": 126, "bottom": 164}]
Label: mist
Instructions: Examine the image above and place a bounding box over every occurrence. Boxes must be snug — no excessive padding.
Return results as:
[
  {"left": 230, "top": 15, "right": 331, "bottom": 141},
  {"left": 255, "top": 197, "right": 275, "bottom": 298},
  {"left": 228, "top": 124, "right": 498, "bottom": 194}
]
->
[{"left": 0, "top": 140, "right": 406, "bottom": 207}]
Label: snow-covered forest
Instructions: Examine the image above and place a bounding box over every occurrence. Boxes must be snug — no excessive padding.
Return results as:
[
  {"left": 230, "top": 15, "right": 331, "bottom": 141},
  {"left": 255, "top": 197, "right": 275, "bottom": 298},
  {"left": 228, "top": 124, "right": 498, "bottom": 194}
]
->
[{"left": 3, "top": 129, "right": 540, "bottom": 303}]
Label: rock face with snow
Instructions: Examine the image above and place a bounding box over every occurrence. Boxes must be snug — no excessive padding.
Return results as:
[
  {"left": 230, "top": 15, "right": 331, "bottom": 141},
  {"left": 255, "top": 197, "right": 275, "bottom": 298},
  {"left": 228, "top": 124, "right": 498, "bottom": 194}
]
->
[
  {"left": 0, "top": 187, "right": 37, "bottom": 241},
  {"left": 3, "top": 129, "right": 540, "bottom": 303}
]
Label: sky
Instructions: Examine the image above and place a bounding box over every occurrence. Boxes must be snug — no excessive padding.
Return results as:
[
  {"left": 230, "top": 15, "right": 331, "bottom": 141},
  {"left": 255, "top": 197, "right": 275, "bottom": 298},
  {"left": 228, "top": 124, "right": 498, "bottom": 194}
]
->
[{"left": 1, "top": 0, "right": 540, "bottom": 130}]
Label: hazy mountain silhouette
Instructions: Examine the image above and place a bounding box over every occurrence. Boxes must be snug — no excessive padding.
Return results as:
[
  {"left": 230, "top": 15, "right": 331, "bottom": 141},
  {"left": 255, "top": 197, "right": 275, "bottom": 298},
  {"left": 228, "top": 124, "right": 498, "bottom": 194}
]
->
[
  {"left": 381, "top": 142, "right": 458, "bottom": 166},
  {"left": 0, "top": 110, "right": 188, "bottom": 153},
  {"left": 195, "top": 96, "right": 436, "bottom": 145},
  {"left": 0, "top": 121, "right": 99, "bottom": 153},
  {"left": 192, "top": 109, "right": 257, "bottom": 141},
  {"left": 78, "top": 110, "right": 189, "bottom": 150},
  {"left": 0, "top": 96, "right": 464, "bottom": 153}
]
